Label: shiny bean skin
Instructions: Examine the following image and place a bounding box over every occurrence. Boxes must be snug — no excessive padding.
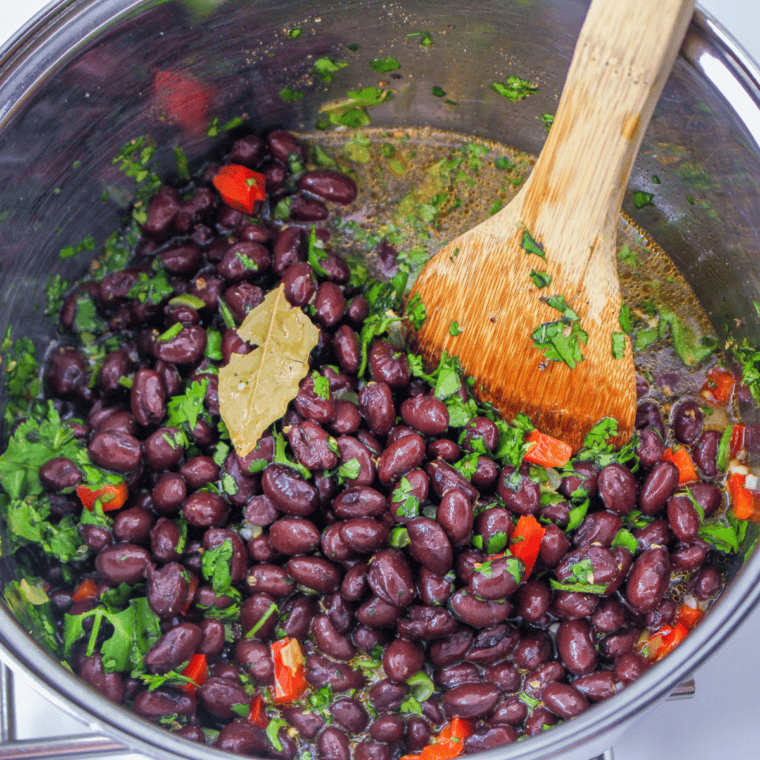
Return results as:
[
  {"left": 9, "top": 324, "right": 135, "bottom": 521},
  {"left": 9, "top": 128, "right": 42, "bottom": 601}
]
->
[
  {"left": 417, "top": 567, "right": 453, "bottom": 606},
  {"left": 497, "top": 467, "right": 541, "bottom": 516},
  {"left": 514, "top": 579, "right": 552, "bottom": 623},
  {"left": 449, "top": 589, "right": 510, "bottom": 628},
  {"left": 688, "top": 565, "right": 723, "bottom": 600},
  {"left": 358, "top": 382, "right": 396, "bottom": 436},
  {"left": 615, "top": 651, "right": 649, "bottom": 684},
  {"left": 436, "top": 489, "right": 474, "bottom": 546},
  {"left": 556, "top": 545, "right": 620, "bottom": 593},
  {"left": 689, "top": 481, "right": 723, "bottom": 517},
  {"left": 639, "top": 459, "right": 680, "bottom": 516},
  {"left": 367, "top": 549, "right": 415, "bottom": 608},
  {"left": 234, "top": 639, "right": 274, "bottom": 684},
  {"left": 306, "top": 654, "right": 365, "bottom": 693},
  {"left": 539, "top": 524, "right": 571, "bottom": 568},
  {"left": 513, "top": 631, "right": 552, "bottom": 671},
  {"left": 293, "top": 374, "right": 336, "bottom": 424},
  {"left": 469, "top": 556, "right": 522, "bottom": 600},
  {"left": 442, "top": 683, "right": 500, "bottom": 719},
  {"left": 543, "top": 682, "right": 590, "bottom": 719},
  {"left": 182, "top": 491, "right": 229, "bottom": 528},
  {"left": 436, "top": 662, "right": 480, "bottom": 689},
  {"left": 283, "top": 707, "right": 324, "bottom": 740},
  {"left": 318, "top": 726, "right": 351, "bottom": 760},
  {"left": 113, "top": 506, "right": 154, "bottom": 545},
  {"left": 144, "top": 622, "right": 202, "bottom": 673},
  {"left": 369, "top": 340, "right": 410, "bottom": 389},
  {"left": 133, "top": 687, "right": 197, "bottom": 722},
  {"left": 152, "top": 325, "right": 207, "bottom": 365},
  {"left": 488, "top": 697, "right": 528, "bottom": 727},
  {"left": 626, "top": 546, "right": 671, "bottom": 611},
  {"left": 384, "top": 638, "right": 425, "bottom": 683},
  {"left": 217, "top": 241, "right": 270, "bottom": 282},
  {"left": 331, "top": 697, "right": 369, "bottom": 735},
  {"left": 672, "top": 399, "right": 704, "bottom": 445},
  {"left": 400, "top": 395, "right": 449, "bottom": 436},
  {"left": 95, "top": 543, "right": 151, "bottom": 585},
  {"left": 389, "top": 470, "right": 429, "bottom": 523},
  {"left": 179, "top": 456, "right": 220, "bottom": 491},
  {"left": 39, "top": 457, "right": 83, "bottom": 491},
  {"left": 239, "top": 593, "right": 279, "bottom": 639},
  {"left": 152, "top": 473, "right": 187, "bottom": 514},
  {"left": 406, "top": 717, "right": 433, "bottom": 752},
  {"left": 282, "top": 262, "right": 316, "bottom": 307},
  {"left": 573, "top": 670, "right": 619, "bottom": 702},
  {"left": 330, "top": 400, "right": 363, "bottom": 435},
  {"left": 150, "top": 517, "right": 182, "bottom": 563},
  {"left": 357, "top": 596, "right": 402, "bottom": 628},
  {"left": 559, "top": 460, "right": 600, "bottom": 499},
  {"left": 340, "top": 518, "right": 390, "bottom": 554},
  {"left": 336, "top": 436, "right": 375, "bottom": 486},
  {"left": 378, "top": 433, "right": 426, "bottom": 486},
  {"left": 597, "top": 462, "right": 638, "bottom": 514},
  {"left": 671, "top": 539, "right": 710, "bottom": 571},
  {"left": 333, "top": 325, "right": 361, "bottom": 374},
  {"left": 428, "top": 628, "right": 474, "bottom": 668},
  {"left": 299, "top": 170, "right": 357, "bottom": 204},
  {"left": 636, "top": 400, "right": 667, "bottom": 441},
  {"left": 130, "top": 368, "right": 166, "bottom": 427},
  {"left": 464, "top": 725, "right": 519, "bottom": 753},
  {"left": 484, "top": 661, "right": 522, "bottom": 693},
  {"left": 667, "top": 493, "right": 701, "bottom": 542},
  {"left": 244, "top": 564, "right": 296, "bottom": 600},
  {"left": 312, "top": 614, "right": 356, "bottom": 661},
  {"left": 693, "top": 429, "right": 722, "bottom": 476},
  {"left": 427, "top": 439, "right": 460, "bottom": 462},
  {"left": 333, "top": 485, "right": 387, "bottom": 519},
  {"left": 406, "top": 518, "right": 453, "bottom": 576},
  {"left": 262, "top": 463, "right": 319, "bottom": 516},
  {"left": 288, "top": 420, "right": 339, "bottom": 472},
  {"left": 198, "top": 677, "right": 250, "bottom": 720},
  {"left": 475, "top": 507, "right": 514, "bottom": 554},
  {"left": 143, "top": 427, "right": 185, "bottom": 471},
  {"left": 224, "top": 282, "right": 264, "bottom": 322},
  {"left": 521, "top": 660, "right": 565, "bottom": 700},
  {"left": 572, "top": 510, "right": 621, "bottom": 548},
  {"left": 397, "top": 605, "right": 459, "bottom": 641},
  {"left": 592, "top": 596, "right": 627, "bottom": 633},
  {"left": 636, "top": 426, "right": 666, "bottom": 469},
  {"left": 313, "top": 282, "right": 346, "bottom": 328},
  {"left": 556, "top": 619, "right": 598, "bottom": 676},
  {"left": 370, "top": 714, "right": 405, "bottom": 743},
  {"left": 287, "top": 555, "right": 342, "bottom": 593},
  {"left": 552, "top": 591, "right": 599, "bottom": 620},
  {"left": 269, "top": 517, "right": 321, "bottom": 555},
  {"left": 341, "top": 563, "right": 369, "bottom": 603},
  {"left": 88, "top": 430, "right": 142, "bottom": 473},
  {"left": 426, "top": 459, "right": 479, "bottom": 503}
]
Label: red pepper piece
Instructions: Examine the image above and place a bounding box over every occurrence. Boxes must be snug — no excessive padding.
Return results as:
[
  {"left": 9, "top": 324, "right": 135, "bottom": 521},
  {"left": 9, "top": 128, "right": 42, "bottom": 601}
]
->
[
  {"left": 213, "top": 164, "right": 266, "bottom": 215},
  {"left": 727, "top": 472, "right": 760, "bottom": 521},
  {"left": 730, "top": 424, "right": 747, "bottom": 459},
  {"left": 71, "top": 578, "right": 98, "bottom": 603},
  {"left": 248, "top": 693, "right": 268, "bottom": 727},
  {"left": 661, "top": 446, "right": 698, "bottom": 486},
  {"left": 509, "top": 515, "right": 545, "bottom": 579},
  {"left": 700, "top": 366, "right": 736, "bottom": 405},
  {"left": 676, "top": 603, "right": 704, "bottom": 630},
  {"left": 271, "top": 637, "right": 308, "bottom": 704},
  {"left": 76, "top": 482, "right": 128, "bottom": 512},
  {"left": 523, "top": 429, "right": 572, "bottom": 468},
  {"left": 181, "top": 653, "right": 209, "bottom": 695}
]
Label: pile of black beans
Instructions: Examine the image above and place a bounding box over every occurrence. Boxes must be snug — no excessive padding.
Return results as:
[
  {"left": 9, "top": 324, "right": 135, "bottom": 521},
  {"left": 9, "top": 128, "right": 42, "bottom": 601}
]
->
[{"left": 37, "top": 129, "right": 727, "bottom": 758}]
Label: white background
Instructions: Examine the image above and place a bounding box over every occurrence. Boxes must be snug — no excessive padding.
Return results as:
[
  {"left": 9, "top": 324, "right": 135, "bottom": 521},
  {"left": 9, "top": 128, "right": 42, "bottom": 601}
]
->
[{"left": 1, "top": 1, "right": 760, "bottom": 759}]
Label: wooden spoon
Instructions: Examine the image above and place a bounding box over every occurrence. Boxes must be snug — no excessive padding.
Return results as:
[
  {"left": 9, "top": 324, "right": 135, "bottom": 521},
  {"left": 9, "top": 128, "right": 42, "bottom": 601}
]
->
[{"left": 409, "top": 0, "right": 695, "bottom": 451}]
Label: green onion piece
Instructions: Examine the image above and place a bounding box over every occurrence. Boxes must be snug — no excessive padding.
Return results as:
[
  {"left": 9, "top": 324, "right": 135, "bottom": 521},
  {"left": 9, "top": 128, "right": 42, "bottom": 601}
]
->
[
  {"left": 717, "top": 424, "right": 733, "bottom": 472},
  {"left": 246, "top": 602, "right": 279, "bottom": 639},
  {"left": 168, "top": 293, "right": 207, "bottom": 310},
  {"left": 156, "top": 322, "right": 183, "bottom": 343},
  {"left": 406, "top": 670, "right": 435, "bottom": 703}
]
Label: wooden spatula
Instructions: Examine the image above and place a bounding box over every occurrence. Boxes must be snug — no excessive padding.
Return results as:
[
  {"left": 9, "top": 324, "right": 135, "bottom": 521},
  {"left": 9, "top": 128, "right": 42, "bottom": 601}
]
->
[{"left": 409, "top": 0, "right": 695, "bottom": 452}]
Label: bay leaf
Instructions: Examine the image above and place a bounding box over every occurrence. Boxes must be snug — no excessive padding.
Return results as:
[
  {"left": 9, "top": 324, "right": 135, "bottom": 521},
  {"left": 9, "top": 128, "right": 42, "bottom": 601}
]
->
[{"left": 219, "top": 284, "right": 320, "bottom": 456}]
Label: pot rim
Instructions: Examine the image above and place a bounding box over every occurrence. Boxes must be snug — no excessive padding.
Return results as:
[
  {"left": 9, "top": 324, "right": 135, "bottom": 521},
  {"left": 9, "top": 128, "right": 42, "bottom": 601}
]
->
[{"left": 0, "top": 1, "right": 759, "bottom": 759}]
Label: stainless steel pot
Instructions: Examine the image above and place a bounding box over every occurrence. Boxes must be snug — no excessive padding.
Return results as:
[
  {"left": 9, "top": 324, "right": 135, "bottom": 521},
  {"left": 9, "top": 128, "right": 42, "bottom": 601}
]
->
[{"left": 0, "top": 1, "right": 759, "bottom": 759}]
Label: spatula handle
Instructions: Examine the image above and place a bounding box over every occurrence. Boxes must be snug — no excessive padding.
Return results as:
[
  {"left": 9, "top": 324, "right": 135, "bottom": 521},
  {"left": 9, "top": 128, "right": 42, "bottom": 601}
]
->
[{"left": 521, "top": 0, "right": 695, "bottom": 242}]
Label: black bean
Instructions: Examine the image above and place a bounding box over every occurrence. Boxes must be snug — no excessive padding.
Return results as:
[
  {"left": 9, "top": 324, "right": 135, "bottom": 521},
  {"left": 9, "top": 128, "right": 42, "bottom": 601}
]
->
[
  {"left": 559, "top": 460, "right": 599, "bottom": 499},
  {"left": 113, "top": 506, "right": 154, "bottom": 545},
  {"left": 144, "top": 622, "right": 202, "bottom": 673},
  {"left": 88, "top": 430, "right": 142, "bottom": 472},
  {"left": 378, "top": 433, "right": 426, "bottom": 486},
  {"left": 318, "top": 725, "right": 351, "bottom": 760},
  {"left": 340, "top": 518, "right": 389, "bottom": 554},
  {"left": 283, "top": 707, "right": 324, "bottom": 740},
  {"left": 370, "top": 714, "right": 405, "bottom": 743},
  {"left": 436, "top": 489, "right": 474, "bottom": 547},
  {"left": 39, "top": 457, "right": 83, "bottom": 491},
  {"left": 449, "top": 589, "right": 510, "bottom": 628},
  {"left": 367, "top": 549, "right": 415, "bottom": 608},
  {"left": 133, "top": 686, "right": 197, "bottom": 721},
  {"left": 688, "top": 565, "right": 722, "bottom": 600},
  {"left": 245, "top": 564, "right": 296, "bottom": 598},
  {"left": 282, "top": 261, "right": 317, "bottom": 307},
  {"left": 407, "top": 517, "right": 453, "bottom": 576},
  {"left": 216, "top": 719, "right": 269, "bottom": 755},
  {"left": 217, "top": 241, "right": 270, "bottom": 282},
  {"left": 151, "top": 472, "right": 187, "bottom": 514},
  {"left": 261, "top": 463, "right": 318, "bottom": 516},
  {"left": 287, "top": 555, "right": 342, "bottom": 593},
  {"left": 131, "top": 368, "right": 166, "bottom": 427},
  {"left": 341, "top": 563, "right": 368, "bottom": 602},
  {"left": 689, "top": 481, "right": 722, "bottom": 517},
  {"left": 161, "top": 241, "right": 202, "bottom": 275},
  {"left": 556, "top": 619, "right": 597, "bottom": 676},
  {"left": 442, "top": 683, "right": 500, "bottom": 719},
  {"left": 293, "top": 374, "right": 336, "bottom": 424},
  {"left": 470, "top": 556, "right": 522, "bottom": 600},
  {"left": 513, "top": 630, "right": 552, "bottom": 671},
  {"left": 333, "top": 485, "right": 387, "bottom": 519},
  {"left": 96, "top": 543, "right": 151, "bottom": 585},
  {"left": 143, "top": 427, "right": 185, "bottom": 471},
  {"left": 182, "top": 491, "right": 229, "bottom": 528},
  {"left": 224, "top": 282, "right": 264, "bottom": 323},
  {"left": 539, "top": 524, "right": 570, "bottom": 568},
  {"left": 672, "top": 399, "right": 704, "bottom": 445},
  {"left": 543, "top": 682, "right": 590, "bottom": 719},
  {"left": 269, "top": 517, "right": 321, "bottom": 555},
  {"left": 497, "top": 466, "right": 541, "bottom": 516},
  {"left": 693, "top": 429, "right": 722, "bottom": 476},
  {"left": 615, "top": 651, "right": 649, "bottom": 684},
  {"left": 671, "top": 539, "right": 710, "bottom": 570},
  {"left": 636, "top": 400, "right": 666, "bottom": 441},
  {"left": 636, "top": 426, "right": 666, "bottom": 469},
  {"left": 514, "top": 579, "right": 552, "bottom": 623},
  {"left": 299, "top": 170, "right": 357, "bottom": 204},
  {"left": 79, "top": 652, "right": 124, "bottom": 703},
  {"left": 150, "top": 517, "right": 182, "bottom": 563},
  {"left": 153, "top": 324, "right": 207, "bottom": 365},
  {"left": 358, "top": 382, "right": 396, "bottom": 436},
  {"left": 552, "top": 591, "right": 599, "bottom": 619},
  {"left": 357, "top": 596, "right": 402, "bottom": 628},
  {"left": 639, "top": 460, "right": 680, "bottom": 515},
  {"left": 667, "top": 493, "right": 701, "bottom": 542},
  {"left": 465, "top": 725, "right": 519, "bottom": 752},
  {"left": 626, "top": 546, "right": 670, "bottom": 611},
  {"left": 312, "top": 615, "right": 356, "bottom": 661}
]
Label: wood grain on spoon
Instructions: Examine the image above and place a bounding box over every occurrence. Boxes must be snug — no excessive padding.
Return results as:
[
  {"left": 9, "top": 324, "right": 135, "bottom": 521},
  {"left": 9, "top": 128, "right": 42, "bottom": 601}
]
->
[{"left": 410, "top": 0, "right": 695, "bottom": 452}]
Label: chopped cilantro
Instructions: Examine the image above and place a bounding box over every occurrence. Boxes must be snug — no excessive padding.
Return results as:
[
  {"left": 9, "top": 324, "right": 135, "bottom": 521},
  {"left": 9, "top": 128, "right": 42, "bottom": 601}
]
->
[
  {"left": 280, "top": 87, "right": 304, "bottom": 102},
  {"left": 267, "top": 718, "right": 289, "bottom": 752},
  {"left": 619, "top": 303, "right": 634, "bottom": 333},
  {"left": 202, "top": 539, "right": 234, "bottom": 594},
  {"left": 633, "top": 191, "right": 654, "bottom": 209},
  {"left": 173, "top": 145, "right": 189, "bottom": 181},
  {"left": 541, "top": 113, "right": 554, "bottom": 131},
  {"left": 405, "top": 292, "right": 427, "bottom": 330},
  {"left": 166, "top": 379, "right": 208, "bottom": 432},
  {"left": 59, "top": 235, "right": 95, "bottom": 261},
  {"left": 407, "top": 31, "right": 433, "bottom": 46},
  {"left": 128, "top": 264, "right": 173, "bottom": 306},
  {"left": 44, "top": 275, "right": 71, "bottom": 317},
  {"left": 617, "top": 244, "right": 639, "bottom": 267},
  {"left": 314, "top": 57, "right": 348, "bottom": 83},
  {"left": 521, "top": 229, "right": 546, "bottom": 259},
  {"left": 491, "top": 77, "right": 538, "bottom": 101},
  {"left": 432, "top": 86, "right": 446, "bottom": 97},
  {"left": 611, "top": 528, "right": 638, "bottom": 554},
  {"left": 370, "top": 57, "right": 400, "bottom": 73},
  {"left": 338, "top": 458, "right": 362, "bottom": 482},
  {"left": 449, "top": 320, "right": 463, "bottom": 337},
  {"left": 529, "top": 269, "right": 552, "bottom": 289},
  {"left": 611, "top": 332, "right": 627, "bottom": 359},
  {"left": 312, "top": 373, "right": 331, "bottom": 400},
  {"left": 156, "top": 322, "right": 183, "bottom": 343},
  {"left": 531, "top": 318, "right": 588, "bottom": 369}
]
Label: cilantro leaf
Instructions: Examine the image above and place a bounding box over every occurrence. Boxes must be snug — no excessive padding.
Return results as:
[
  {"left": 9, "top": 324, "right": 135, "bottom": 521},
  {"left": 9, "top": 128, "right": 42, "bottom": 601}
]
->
[
  {"left": 611, "top": 332, "right": 627, "bottom": 359},
  {"left": 531, "top": 319, "right": 588, "bottom": 369},
  {"left": 520, "top": 229, "right": 545, "bottom": 259},
  {"left": 201, "top": 539, "right": 234, "bottom": 594},
  {"left": 165, "top": 379, "right": 208, "bottom": 432},
  {"left": 491, "top": 77, "right": 538, "bottom": 101},
  {"left": 405, "top": 292, "right": 427, "bottom": 330},
  {"left": 529, "top": 269, "right": 552, "bottom": 288}
]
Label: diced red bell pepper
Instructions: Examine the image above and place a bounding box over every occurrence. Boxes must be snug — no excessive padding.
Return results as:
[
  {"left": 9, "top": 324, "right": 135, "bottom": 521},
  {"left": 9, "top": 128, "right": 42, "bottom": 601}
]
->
[
  {"left": 213, "top": 164, "right": 266, "bottom": 215},
  {"left": 508, "top": 515, "right": 545, "bottom": 579},
  {"left": 730, "top": 424, "right": 747, "bottom": 459},
  {"left": 76, "top": 482, "right": 128, "bottom": 512},
  {"left": 523, "top": 429, "right": 572, "bottom": 468},
  {"left": 248, "top": 693, "right": 268, "bottom": 727},
  {"left": 727, "top": 472, "right": 760, "bottom": 521},
  {"left": 700, "top": 367, "right": 736, "bottom": 405},
  {"left": 661, "top": 446, "right": 698, "bottom": 486},
  {"left": 71, "top": 578, "right": 98, "bottom": 603},
  {"left": 181, "top": 653, "right": 209, "bottom": 695},
  {"left": 271, "top": 637, "right": 308, "bottom": 704},
  {"left": 676, "top": 603, "right": 704, "bottom": 630},
  {"left": 641, "top": 622, "right": 689, "bottom": 662},
  {"left": 400, "top": 717, "right": 473, "bottom": 760}
]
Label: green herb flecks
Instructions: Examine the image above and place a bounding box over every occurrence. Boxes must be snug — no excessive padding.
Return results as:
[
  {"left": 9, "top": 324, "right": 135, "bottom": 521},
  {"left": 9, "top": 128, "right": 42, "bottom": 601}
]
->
[
  {"left": 611, "top": 332, "right": 627, "bottom": 359},
  {"left": 633, "top": 191, "right": 654, "bottom": 209},
  {"left": 314, "top": 57, "right": 348, "bottom": 83},
  {"left": 59, "top": 235, "right": 95, "bottom": 261},
  {"left": 165, "top": 379, "right": 208, "bottom": 433},
  {"left": 531, "top": 295, "right": 588, "bottom": 370},
  {"left": 319, "top": 86, "right": 394, "bottom": 129},
  {"left": 370, "top": 57, "right": 400, "bottom": 73},
  {"left": 491, "top": 77, "right": 538, "bottom": 102},
  {"left": 529, "top": 269, "right": 552, "bottom": 289},
  {"left": 521, "top": 229, "right": 545, "bottom": 259}
]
